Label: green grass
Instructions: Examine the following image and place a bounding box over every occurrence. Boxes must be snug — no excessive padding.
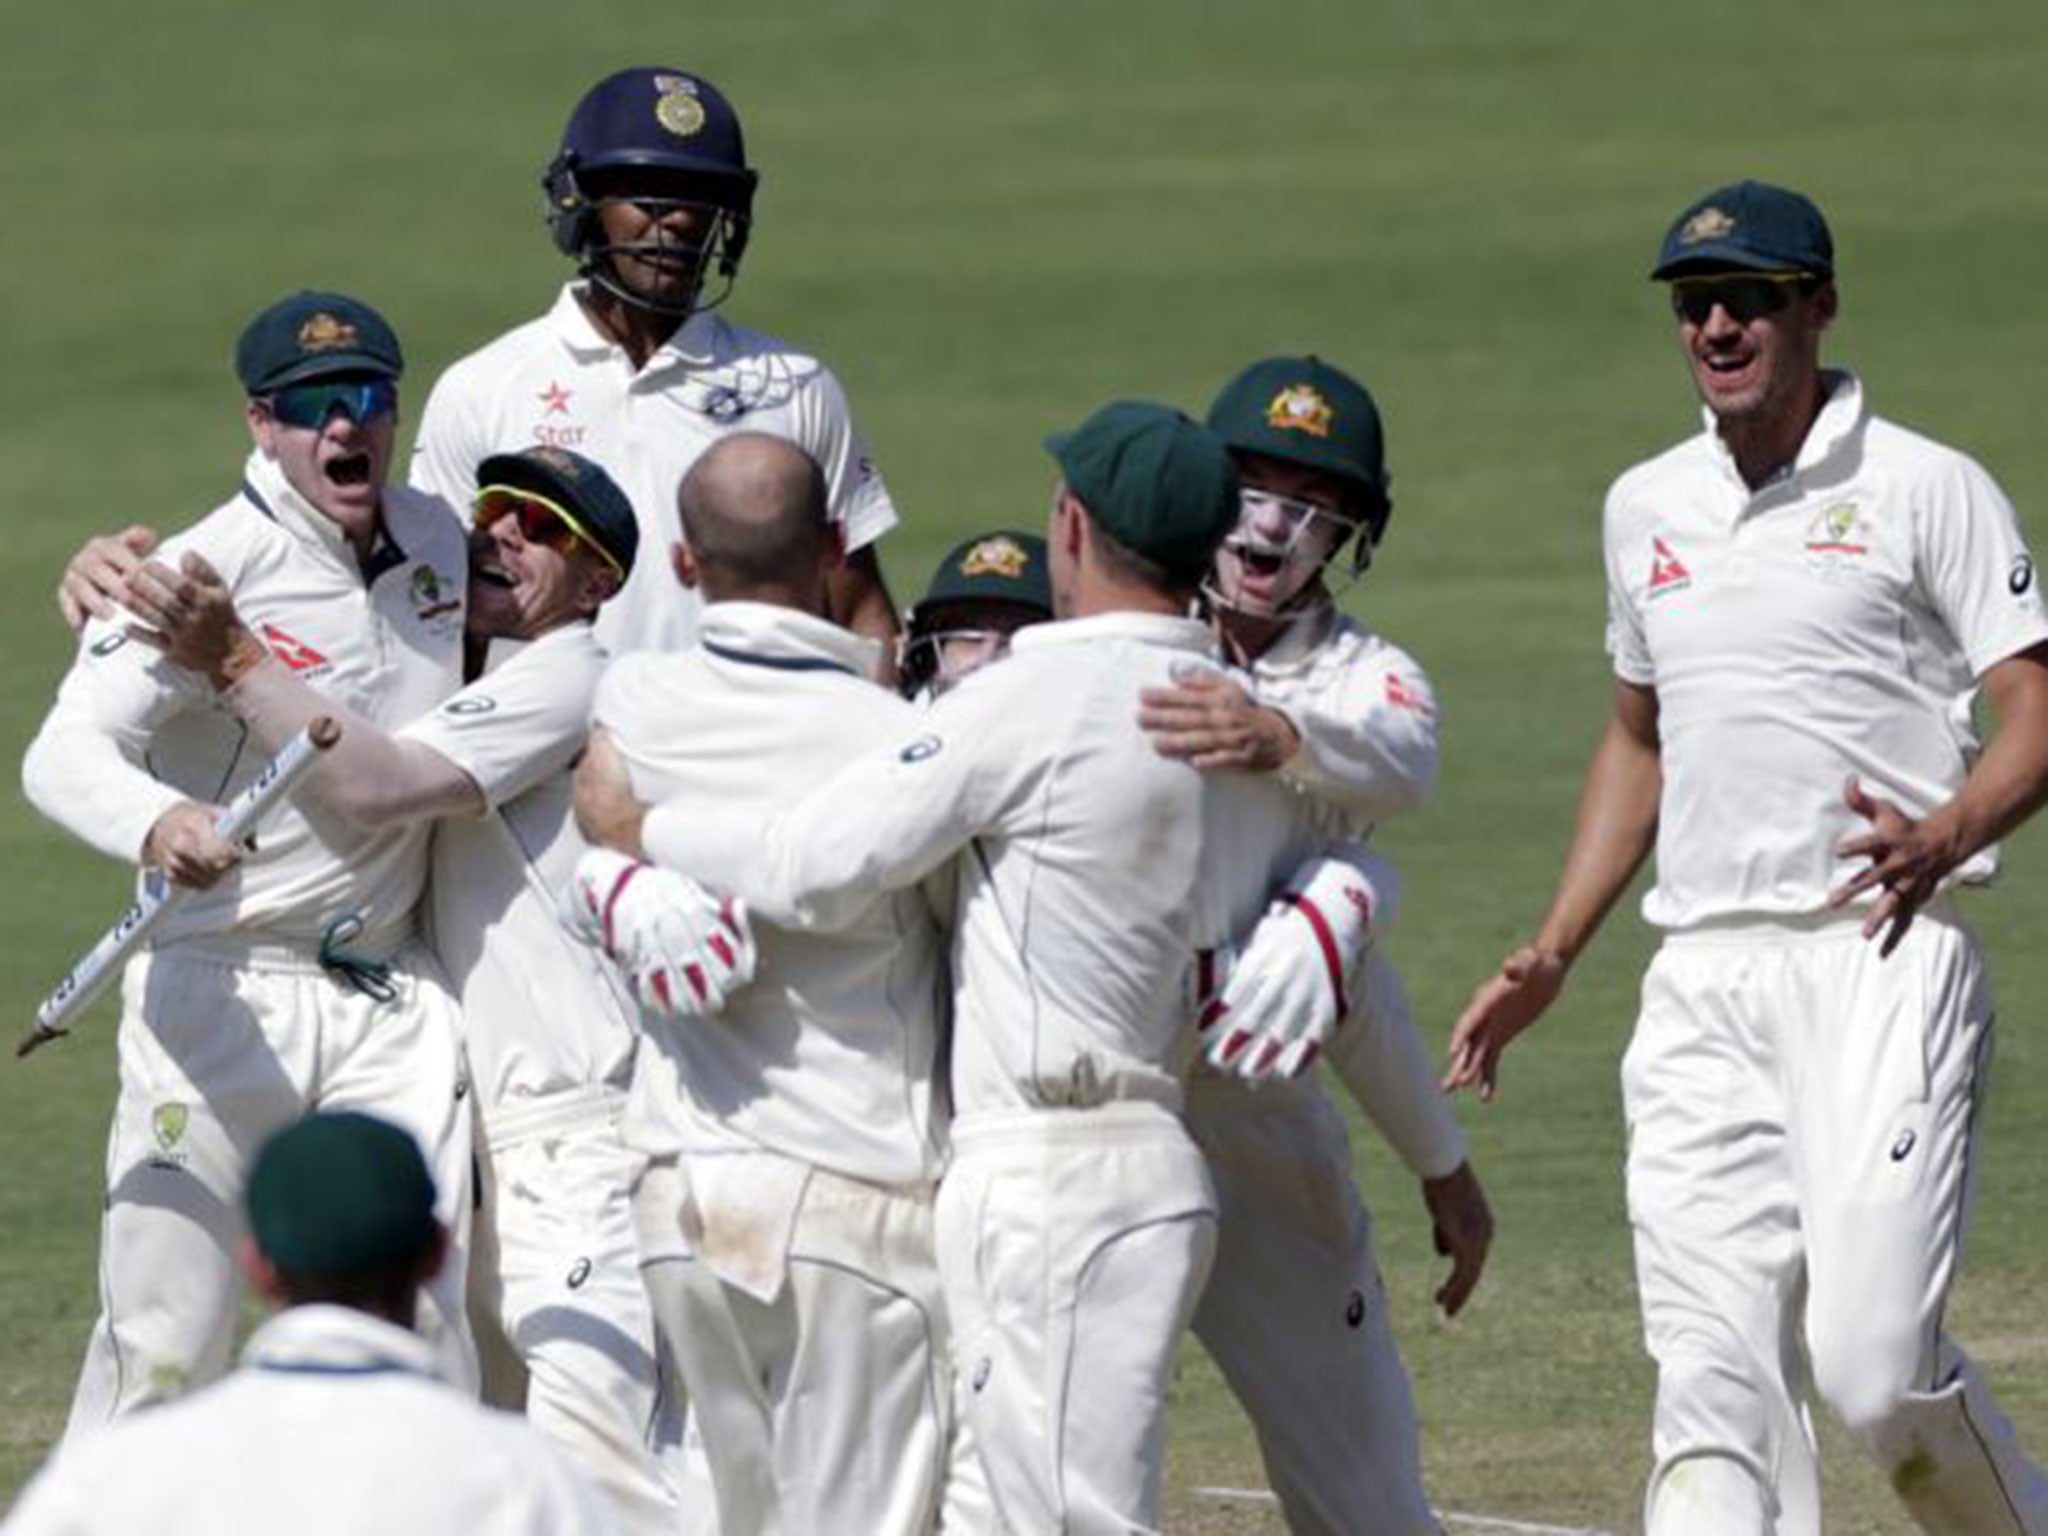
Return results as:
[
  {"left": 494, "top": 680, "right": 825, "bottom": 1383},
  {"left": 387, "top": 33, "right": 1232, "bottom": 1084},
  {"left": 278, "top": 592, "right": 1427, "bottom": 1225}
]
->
[{"left": 7, "top": 2, "right": 2048, "bottom": 1530}]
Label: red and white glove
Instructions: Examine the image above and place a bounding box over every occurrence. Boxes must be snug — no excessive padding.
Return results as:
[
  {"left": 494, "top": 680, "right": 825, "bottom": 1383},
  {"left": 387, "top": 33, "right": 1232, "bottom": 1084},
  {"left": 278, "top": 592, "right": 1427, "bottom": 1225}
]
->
[
  {"left": 1197, "top": 844, "right": 1398, "bottom": 1082},
  {"left": 571, "top": 848, "right": 757, "bottom": 1021}
]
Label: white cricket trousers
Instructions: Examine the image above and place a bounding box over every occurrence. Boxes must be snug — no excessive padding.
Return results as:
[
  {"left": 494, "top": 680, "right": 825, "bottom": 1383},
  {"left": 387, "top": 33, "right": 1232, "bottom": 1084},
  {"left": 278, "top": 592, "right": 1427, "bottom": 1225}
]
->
[
  {"left": 936, "top": 1100, "right": 1219, "bottom": 1536},
  {"left": 471, "top": 1087, "right": 678, "bottom": 1536},
  {"left": 639, "top": 1158, "right": 954, "bottom": 1536},
  {"left": 66, "top": 940, "right": 476, "bottom": 1437},
  {"left": 1625, "top": 909, "right": 2048, "bottom": 1535},
  {"left": 1186, "top": 1076, "right": 1436, "bottom": 1536}
]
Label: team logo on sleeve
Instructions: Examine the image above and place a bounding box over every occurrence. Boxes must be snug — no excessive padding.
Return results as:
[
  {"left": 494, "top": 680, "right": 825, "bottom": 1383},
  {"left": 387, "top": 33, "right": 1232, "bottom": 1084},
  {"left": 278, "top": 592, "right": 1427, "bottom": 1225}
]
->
[
  {"left": 1383, "top": 673, "right": 1434, "bottom": 719},
  {"left": 446, "top": 696, "right": 497, "bottom": 716},
  {"left": 147, "top": 1102, "right": 191, "bottom": 1170},
  {"left": 2011, "top": 553, "right": 2036, "bottom": 596},
  {"left": 260, "top": 623, "right": 330, "bottom": 673},
  {"left": 89, "top": 632, "right": 128, "bottom": 657},
  {"left": 900, "top": 734, "right": 944, "bottom": 763},
  {"left": 1646, "top": 536, "right": 1692, "bottom": 599}
]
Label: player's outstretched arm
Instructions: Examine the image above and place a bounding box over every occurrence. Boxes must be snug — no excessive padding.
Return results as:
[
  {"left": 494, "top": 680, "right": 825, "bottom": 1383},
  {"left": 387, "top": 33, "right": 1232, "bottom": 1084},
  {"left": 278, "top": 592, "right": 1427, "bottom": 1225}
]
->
[
  {"left": 1445, "top": 679, "right": 1661, "bottom": 1100},
  {"left": 1829, "top": 642, "right": 2048, "bottom": 955}
]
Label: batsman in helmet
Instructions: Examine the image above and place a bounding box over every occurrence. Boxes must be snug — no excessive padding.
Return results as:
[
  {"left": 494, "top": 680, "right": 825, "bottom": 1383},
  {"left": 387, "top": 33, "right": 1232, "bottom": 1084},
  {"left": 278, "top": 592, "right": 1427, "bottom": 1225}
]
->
[{"left": 410, "top": 67, "right": 902, "bottom": 662}]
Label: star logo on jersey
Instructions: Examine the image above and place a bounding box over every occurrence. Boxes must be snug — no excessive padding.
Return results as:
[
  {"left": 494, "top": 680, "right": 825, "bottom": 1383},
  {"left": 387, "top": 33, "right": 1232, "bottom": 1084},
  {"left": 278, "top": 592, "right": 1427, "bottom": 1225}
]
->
[
  {"left": 1646, "top": 537, "right": 1692, "bottom": 599},
  {"left": 259, "top": 622, "right": 330, "bottom": 672},
  {"left": 1265, "top": 384, "right": 1334, "bottom": 439},
  {"left": 538, "top": 381, "right": 573, "bottom": 416},
  {"left": 1383, "top": 672, "right": 1434, "bottom": 718}
]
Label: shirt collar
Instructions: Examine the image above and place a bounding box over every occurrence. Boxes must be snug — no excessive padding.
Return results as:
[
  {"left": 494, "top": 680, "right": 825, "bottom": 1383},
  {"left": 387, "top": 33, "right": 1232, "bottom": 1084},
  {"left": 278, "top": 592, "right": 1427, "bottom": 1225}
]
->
[
  {"left": 1244, "top": 604, "right": 1338, "bottom": 677},
  {"left": 242, "top": 449, "right": 406, "bottom": 583},
  {"left": 1009, "top": 610, "right": 1218, "bottom": 657},
  {"left": 698, "top": 600, "right": 884, "bottom": 679},
  {"left": 1701, "top": 367, "right": 1867, "bottom": 493},
  {"left": 240, "top": 1304, "right": 443, "bottom": 1381},
  {"left": 549, "top": 282, "right": 724, "bottom": 370}
]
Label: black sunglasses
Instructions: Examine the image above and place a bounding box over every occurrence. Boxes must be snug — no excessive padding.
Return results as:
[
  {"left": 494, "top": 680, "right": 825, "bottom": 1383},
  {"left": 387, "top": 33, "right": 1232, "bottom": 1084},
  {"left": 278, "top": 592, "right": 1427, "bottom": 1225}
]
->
[{"left": 1669, "top": 273, "right": 1814, "bottom": 326}]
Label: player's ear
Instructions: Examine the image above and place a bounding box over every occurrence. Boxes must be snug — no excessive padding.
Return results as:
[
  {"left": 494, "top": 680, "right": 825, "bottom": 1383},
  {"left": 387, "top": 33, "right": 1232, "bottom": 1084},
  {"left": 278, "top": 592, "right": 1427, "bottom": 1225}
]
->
[
  {"left": 239, "top": 1237, "right": 289, "bottom": 1306},
  {"left": 671, "top": 538, "right": 700, "bottom": 590},
  {"left": 245, "top": 400, "right": 277, "bottom": 458}
]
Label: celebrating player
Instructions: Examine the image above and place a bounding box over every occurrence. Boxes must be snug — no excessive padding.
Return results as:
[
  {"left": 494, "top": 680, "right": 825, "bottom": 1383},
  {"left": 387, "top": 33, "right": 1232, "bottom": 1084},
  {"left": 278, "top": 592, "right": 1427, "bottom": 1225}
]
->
[
  {"left": 574, "top": 433, "right": 958, "bottom": 1536},
  {"left": 104, "top": 447, "right": 682, "bottom": 1534},
  {"left": 1142, "top": 355, "right": 1491, "bottom": 1534},
  {"left": 897, "top": 530, "right": 1053, "bottom": 701},
  {"left": 600, "top": 402, "right": 1375, "bottom": 1534},
  {"left": 409, "top": 66, "right": 900, "bottom": 661},
  {"left": 1449, "top": 180, "right": 2048, "bottom": 1532},
  {"left": 21, "top": 292, "right": 477, "bottom": 1431},
  {"left": 0, "top": 1113, "right": 614, "bottom": 1536}
]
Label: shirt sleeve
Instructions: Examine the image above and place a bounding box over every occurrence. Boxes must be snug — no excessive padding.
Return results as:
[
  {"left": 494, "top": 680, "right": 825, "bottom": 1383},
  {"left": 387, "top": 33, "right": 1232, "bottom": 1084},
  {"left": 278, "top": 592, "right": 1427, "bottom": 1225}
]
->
[
  {"left": 1915, "top": 450, "right": 2048, "bottom": 678},
  {"left": 1272, "top": 637, "right": 1440, "bottom": 824},
  {"left": 1603, "top": 482, "right": 1655, "bottom": 686},
  {"left": 1321, "top": 945, "right": 1468, "bottom": 1179},
  {"left": 21, "top": 619, "right": 207, "bottom": 864},
  {"left": 400, "top": 641, "right": 597, "bottom": 811},
  {"left": 642, "top": 687, "right": 1013, "bottom": 932},
  {"left": 795, "top": 364, "right": 898, "bottom": 555}
]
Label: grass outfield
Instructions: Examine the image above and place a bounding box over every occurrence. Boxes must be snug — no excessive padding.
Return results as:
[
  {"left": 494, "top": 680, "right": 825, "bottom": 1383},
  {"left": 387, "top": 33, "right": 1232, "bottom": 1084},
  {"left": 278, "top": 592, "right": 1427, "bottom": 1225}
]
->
[{"left": 5, "top": 2, "right": 2048, "bottom": 1529}]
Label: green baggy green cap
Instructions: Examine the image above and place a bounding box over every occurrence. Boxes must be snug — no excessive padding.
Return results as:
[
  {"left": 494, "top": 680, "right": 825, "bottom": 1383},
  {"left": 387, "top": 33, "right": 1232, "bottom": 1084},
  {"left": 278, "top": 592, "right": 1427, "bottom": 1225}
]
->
[
  {"left": 1043, "top": 400, "right": 1239, "bottom": 581},
  {"left": 246, "top": 1112, "right": 439, "bottom": 1278},
  {"left": 236, "top": 291, "right": 404, "bottom": 394},
  {"left": 917, "top": 530, "right": 1053, "bottom": 616},
  {"left": 1205, "top": 355, "right": 1390, "bottom": 537}
]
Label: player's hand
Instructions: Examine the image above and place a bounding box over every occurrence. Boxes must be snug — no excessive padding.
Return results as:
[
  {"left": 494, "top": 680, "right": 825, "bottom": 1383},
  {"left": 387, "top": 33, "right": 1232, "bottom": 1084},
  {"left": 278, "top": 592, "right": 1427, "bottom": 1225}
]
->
[
  {"left": 573, "top": 729, "right": 648, "bottom": 859},
  {"left": 142, "top": 801, "right": 244, "bottom": 890},
  {"left": 1443, "top": 946, "right": 1567, "bottom": 1100},
  {"left": 1198, "top": 846, "right": 1397, "bottom": 1082},
  {"left": 1139, "top": 670, "right": 1300, "bottom": 773},
  {"left": 1422, "top": 1161, "right": 1493, "bottom": 1318},
  {"left": 59, "top": 526, "right": 158, "bottom": 632},
  {"left": 122, "top": 553, "right": 265, "bottom": 686},
  {"left": 570, "top": 848, "right": 756, "bottom": 1021},
  {"left": 1828, "top": 775, "right": 1963, "bottom": 958}
]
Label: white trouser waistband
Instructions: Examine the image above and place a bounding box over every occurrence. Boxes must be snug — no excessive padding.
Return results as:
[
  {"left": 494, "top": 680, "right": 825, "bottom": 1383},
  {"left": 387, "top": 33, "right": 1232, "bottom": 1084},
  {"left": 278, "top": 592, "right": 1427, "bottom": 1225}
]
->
[
  {"left": 1662, "top": 894, "right": 1962, "bottom": 948},
  {"left": 480, "top": 1083, "right": 627, "bottom": 1150},
  {"left": 153, "top": 921, "right": 420, "bottom": 974},
  {"left": 951, "top": 1099, "right": 1190, "bottom": 1152}
]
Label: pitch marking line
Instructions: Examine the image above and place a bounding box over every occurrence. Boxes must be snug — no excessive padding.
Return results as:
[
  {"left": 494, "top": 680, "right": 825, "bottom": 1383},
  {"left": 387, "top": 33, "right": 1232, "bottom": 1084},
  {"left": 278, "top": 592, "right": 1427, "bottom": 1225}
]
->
[{"left": 1190, "top": 1487, "right": 1611, "bottom": 1536}]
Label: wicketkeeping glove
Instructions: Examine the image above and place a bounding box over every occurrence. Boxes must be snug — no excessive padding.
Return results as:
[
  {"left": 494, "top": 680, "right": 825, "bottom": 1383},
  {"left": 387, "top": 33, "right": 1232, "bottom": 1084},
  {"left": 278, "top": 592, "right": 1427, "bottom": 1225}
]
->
[
  {"left": 1197, "top": 843, "right": 1399, "bottom": 1082},
  {"left": 570, "top": 847, "right": 757, "bottom": 1022}
]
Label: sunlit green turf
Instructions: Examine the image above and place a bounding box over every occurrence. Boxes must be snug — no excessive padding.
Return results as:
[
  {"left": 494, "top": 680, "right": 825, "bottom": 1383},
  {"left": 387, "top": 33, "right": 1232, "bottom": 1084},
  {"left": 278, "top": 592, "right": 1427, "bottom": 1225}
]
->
[{"left": 6, "top": 3, "right": 2048, "bottom": 1528}]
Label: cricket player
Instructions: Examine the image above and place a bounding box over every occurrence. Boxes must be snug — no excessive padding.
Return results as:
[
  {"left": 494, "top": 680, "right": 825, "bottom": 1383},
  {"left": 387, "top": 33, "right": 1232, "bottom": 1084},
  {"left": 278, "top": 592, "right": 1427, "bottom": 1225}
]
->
[
  {"left": 21, "top": 291, "right": 477, "bottom": 1432},
  {"left": 103, "top": 447, "right": 682, "bottom": 1535},
  {"left": 603, "top": 402, "right": 1356, "bottom": 1535},
  {"left": 1139, "top": 356, "right": 1491, "bottom": 1534},
  {"left": 409, "top": 66, "right": 899, "bottom": 661},
  {"left": 897, "top": 530, "right": 1053, "bottom": 701},
  {"left": 1, "top": 1112, "right": 615, "bottom": 1536},
  {"left": 568, "top": 432, "right": 954, "bottom": 1536},
  {"left": 1449, "top": 181, "right": 2048, "bottom": 1533}
]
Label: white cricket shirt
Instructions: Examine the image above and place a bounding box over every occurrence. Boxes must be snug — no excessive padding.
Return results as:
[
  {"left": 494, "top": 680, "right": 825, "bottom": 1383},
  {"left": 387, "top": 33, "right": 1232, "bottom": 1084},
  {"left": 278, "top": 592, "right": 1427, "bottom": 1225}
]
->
[
  {"left": 596, "top": 604, "right": 947, "bottom": 1187},
  {"left": 1248, "top": 606, "right": 1440, "bottom": 838},
  {"left": 409, "top": 285, "right": 899, "bottom": 656},
  {"left": 22, "top": 452, "right": 467, "bottom": 950},
  {"left": 1605, "top": 371, "right": 2048, "bottom": 928},
  {"left": 0, "top": 1306, "right": 612, "bottom": 1536},
  {"left": 644, "top": 611, "right": 1319, "bottom": 1118},
  {"left": 399, "top": 626, "right": 639, "bottom": 1109}
]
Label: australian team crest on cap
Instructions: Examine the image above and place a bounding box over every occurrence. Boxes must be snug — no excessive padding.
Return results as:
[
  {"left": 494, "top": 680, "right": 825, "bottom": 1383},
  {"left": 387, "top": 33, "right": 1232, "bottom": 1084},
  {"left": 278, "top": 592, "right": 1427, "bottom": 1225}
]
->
[
  {"left": 298, "top": 312, "right": 359, "bottom": 353},
  {"left": 1679, "top": 206, "right": 1737, "bottom": 246},
  {"left": 960, "top": 535, "right": 1030, "bottom": 579},
  {"left": 1266, "top": 384, "right": 1334, "bottom": 439},
  {"left": 653, "top": 75, "right": 707, "bottom": 139}
]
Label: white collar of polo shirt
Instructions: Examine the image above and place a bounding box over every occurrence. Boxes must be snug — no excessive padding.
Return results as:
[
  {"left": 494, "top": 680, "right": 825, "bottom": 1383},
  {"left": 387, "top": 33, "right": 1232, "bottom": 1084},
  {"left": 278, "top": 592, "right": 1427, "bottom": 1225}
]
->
[
  {"left": 551, "top": 282, "right": 723, "bottom": 370},
  {"left": 1009, "top": 610, "right": 1218, "bottom": 655},
  {"left": 239, "top": 1303, "right": 444, "bottom": 1381},
  {"left": 698, "top": 599, "right": 885, "bottom": 678}
]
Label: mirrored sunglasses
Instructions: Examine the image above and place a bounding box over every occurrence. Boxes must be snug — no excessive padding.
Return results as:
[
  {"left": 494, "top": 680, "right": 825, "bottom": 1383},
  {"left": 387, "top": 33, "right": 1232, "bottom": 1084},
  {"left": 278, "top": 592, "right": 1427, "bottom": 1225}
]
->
[
  {"left": 1669, "top": 273, "right": 1812, "bottom": 326},
  {"left": 471, "top": 486, "right": 623, "bottom": 574},
  {"left": 264, "top": 378, "right": 398, "bottom": 430}
]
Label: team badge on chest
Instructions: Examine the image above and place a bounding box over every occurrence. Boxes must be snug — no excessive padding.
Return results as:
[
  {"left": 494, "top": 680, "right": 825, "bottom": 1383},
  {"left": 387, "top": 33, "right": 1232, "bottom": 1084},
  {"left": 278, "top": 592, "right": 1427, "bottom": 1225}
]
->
[{"left": 1803, "top": 501, "right": 1869, "bottom": 580}]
